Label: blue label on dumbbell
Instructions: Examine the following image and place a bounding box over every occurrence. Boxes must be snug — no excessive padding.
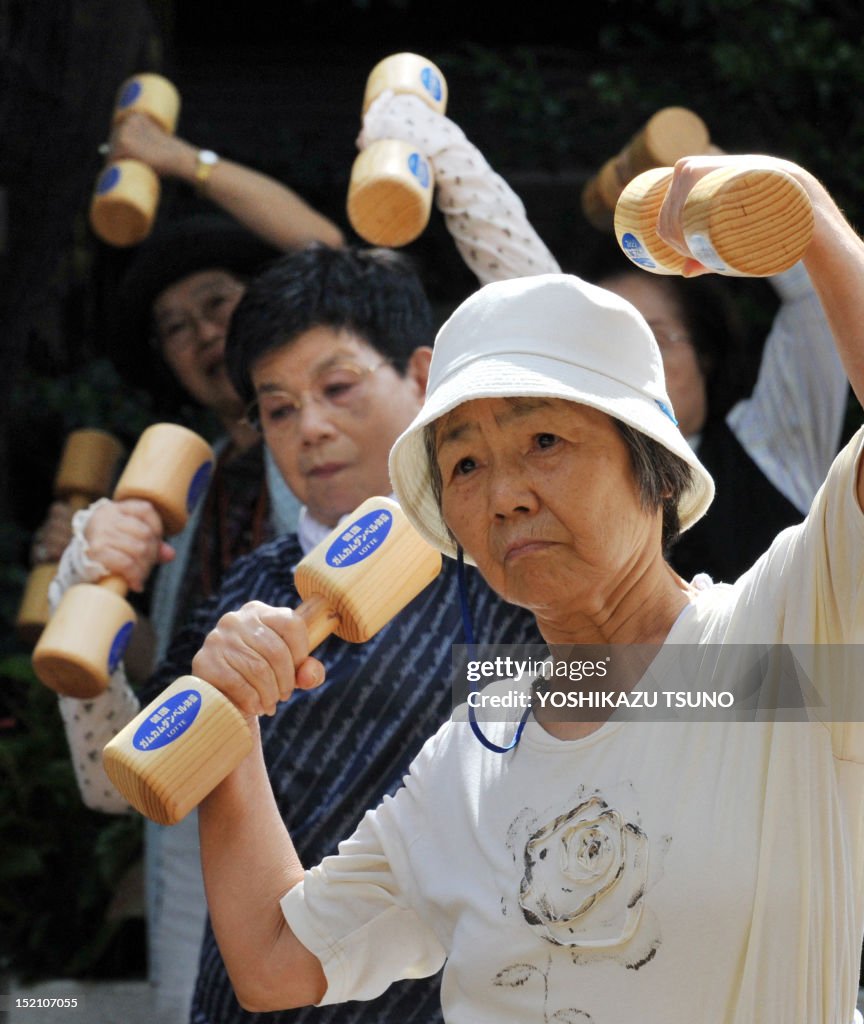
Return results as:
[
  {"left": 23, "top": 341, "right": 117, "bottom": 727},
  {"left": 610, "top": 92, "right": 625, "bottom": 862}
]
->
[
  {"left": 325, "top": 507, "right": 393, "bottom": 568},
  {"left": 620, "top": 232, "right": 657, "bottom": 269},
  {"left": 186, "top": 460, "right": 213, "bottom": 513},
  {"left": 118, "top": 79, "right": 142, "bottom": 109},
  {"left": 96, "top": 165, "right": 121, "bottom": 195},
  {"left": 684, "top": 232, "right": 727, "bottom": 273},
  {"left": 420, "top": 67, "right": 443, "bottom": 102},
  {"left": 132, "top": 688, "right": 203, "bottom": 751},
  {"left": 407, "top": 152, "right": 430, "bottom": 189},
  {"left": 108, "top": 621, "right": 134, "bottom": 674}
]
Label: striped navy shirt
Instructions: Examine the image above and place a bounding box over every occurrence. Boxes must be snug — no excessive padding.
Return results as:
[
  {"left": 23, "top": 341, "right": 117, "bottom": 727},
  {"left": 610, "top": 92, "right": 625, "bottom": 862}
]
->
[{"left": 144, "top": 531, "right": 544, "bottom": 1024}]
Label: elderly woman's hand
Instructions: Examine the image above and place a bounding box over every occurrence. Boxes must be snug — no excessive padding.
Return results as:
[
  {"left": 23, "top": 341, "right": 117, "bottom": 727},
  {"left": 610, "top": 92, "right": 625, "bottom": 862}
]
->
[
  {"left": 84, "top": 497, "right": 173, "bottom": 592},
  {"left": 191, "top": 601, "right": 326, "bottom": 721},
  {"left": 108, "top": 111, "right": 190, "bottom": 178},
  {"left": 656, "top": 153, "right": 818, "bottom": 277}
]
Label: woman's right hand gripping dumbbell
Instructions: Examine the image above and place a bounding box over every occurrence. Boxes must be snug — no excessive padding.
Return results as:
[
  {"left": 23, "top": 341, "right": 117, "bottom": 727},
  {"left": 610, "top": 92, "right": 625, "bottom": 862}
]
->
[
  {"left": 189, "top": 601, "right": 327, "bottom": 724},
  {"left": 84, "top": 497, "right": 176, "bottom": 595}
]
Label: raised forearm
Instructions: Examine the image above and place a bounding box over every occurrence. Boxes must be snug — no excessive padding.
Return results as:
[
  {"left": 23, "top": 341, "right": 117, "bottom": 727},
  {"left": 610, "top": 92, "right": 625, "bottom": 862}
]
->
[
  {"left": 196, "top": 157, "right": 344, "bottom": 251},
  {"left": 801, "top": 178, "right": 864, "bottom": 412},
  {"left": 359, "top": 93, "right": 559, "bottom": 283},
  {"left": 198, "top": 722, "right": 326, "bottom": 1012},
  {"left": 111, "top": 115, "right": 344, "bottom": 252}
]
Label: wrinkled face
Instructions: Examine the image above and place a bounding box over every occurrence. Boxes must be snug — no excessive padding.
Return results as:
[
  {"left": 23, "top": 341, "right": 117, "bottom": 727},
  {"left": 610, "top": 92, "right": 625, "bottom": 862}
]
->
[
  {"left": 151, "top": 269, "right": 246, "bottom": 419},
  {"left": 600, "top": 272, "right": 707, "bottom": 438},
  {"left": 251, "top": 326, "right": 429, "bottom": 526},
  {"left": 435, "top": 397, "right": 661, "bottom": 615}
]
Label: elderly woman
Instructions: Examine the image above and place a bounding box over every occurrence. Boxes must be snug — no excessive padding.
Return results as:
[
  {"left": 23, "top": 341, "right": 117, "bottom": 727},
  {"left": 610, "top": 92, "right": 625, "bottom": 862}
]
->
[{"left": 191, "top": 156, "right": 864, "bottom": 1023}]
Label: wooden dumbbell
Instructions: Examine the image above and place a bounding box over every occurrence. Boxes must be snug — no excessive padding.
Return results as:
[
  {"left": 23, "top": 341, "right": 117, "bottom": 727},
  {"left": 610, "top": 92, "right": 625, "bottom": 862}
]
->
[
  {"left": 582, "top": 107, "right": 711, "bottom": 232},
  {"left": 347, "top": 52, "right": 448, "bottom": 247},
  {"left": 102, "top": 495, "right": 442, "bottom": 825},
  {"left": 614, "top": 164, "right": 814, "bottom": 277},
  {"left": 32, "top": 424, "right": 213, "bottom": 699},
  {"left": 16, "top": 429, "right": 126, "bottom": 647},
  {"left": 89, "top": 73, "right": 181, "bottom": 247}
]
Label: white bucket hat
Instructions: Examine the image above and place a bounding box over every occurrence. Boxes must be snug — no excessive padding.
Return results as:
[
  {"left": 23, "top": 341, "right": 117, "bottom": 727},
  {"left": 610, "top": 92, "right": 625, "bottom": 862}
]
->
[{"left": 389, "top": 273, "right": 715, "bottom": 559}]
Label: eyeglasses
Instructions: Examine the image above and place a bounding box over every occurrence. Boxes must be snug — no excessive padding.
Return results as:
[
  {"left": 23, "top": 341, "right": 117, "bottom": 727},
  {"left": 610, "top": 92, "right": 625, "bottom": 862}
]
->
[
  {"left": 243, "top": 360, "right": 389, "bottom": 433},
  {"left": 649, "top": 322, "right": 693, "bottom": 356},
  {"left": 151, "top": 280, "right": 245, "bottom": 353}
]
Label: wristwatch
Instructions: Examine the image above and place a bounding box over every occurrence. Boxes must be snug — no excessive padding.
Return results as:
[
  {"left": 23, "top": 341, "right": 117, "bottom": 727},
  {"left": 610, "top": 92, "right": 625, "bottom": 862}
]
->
[{"left": 194, "top": 149, "right": 220, "bottom": 194}]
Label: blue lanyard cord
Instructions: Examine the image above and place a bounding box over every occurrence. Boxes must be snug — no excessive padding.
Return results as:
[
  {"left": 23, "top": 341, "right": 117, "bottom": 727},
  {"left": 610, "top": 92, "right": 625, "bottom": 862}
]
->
[{"left": 456, "top": 546, "right": 530, "bottom": 754}]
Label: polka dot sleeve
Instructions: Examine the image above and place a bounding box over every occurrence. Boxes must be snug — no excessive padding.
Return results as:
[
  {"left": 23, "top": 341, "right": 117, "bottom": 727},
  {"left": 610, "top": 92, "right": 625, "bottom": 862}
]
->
[
  {"left": 47, "top": 498, "right": 140, "bottom": 814},
  {"left": 359, "top": 92, "right": 561, "bottom": 284}
]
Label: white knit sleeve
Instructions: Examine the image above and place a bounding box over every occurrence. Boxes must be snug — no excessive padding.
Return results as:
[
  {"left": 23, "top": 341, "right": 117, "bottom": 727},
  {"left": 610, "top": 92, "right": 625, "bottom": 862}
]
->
[
  {"left": 359, "top": 91, "right": 560, "bottom": 284},
  {"left": 47, "top": 497, "right": 141, "bottom": 814},
  {"left": 47, "top": 498, "right": 113, "bottom": 611},
  {"left": 57, "top": 676, "right": 141, "bottom": 814},
  {"left": 726, "top": 263, "right": 847, "bottom": 513}
]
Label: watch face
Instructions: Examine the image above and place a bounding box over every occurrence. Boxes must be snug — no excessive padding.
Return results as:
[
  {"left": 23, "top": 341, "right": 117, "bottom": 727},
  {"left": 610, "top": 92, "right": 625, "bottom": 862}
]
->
[{"left": 199, "top": 150, "right": 218, "bottom": 165}]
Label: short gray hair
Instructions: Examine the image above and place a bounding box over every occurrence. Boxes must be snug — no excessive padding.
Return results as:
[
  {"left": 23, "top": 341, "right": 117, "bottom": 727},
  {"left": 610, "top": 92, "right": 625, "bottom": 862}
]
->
[{"left": 423, "top": 416, "right": 693, "bottom": 556}]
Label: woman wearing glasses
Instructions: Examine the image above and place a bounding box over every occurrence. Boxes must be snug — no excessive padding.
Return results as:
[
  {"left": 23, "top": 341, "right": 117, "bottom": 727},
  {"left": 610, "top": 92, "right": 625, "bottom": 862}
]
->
[{"left": 50, "top": 244, "right": 544, "bottom": 1024}]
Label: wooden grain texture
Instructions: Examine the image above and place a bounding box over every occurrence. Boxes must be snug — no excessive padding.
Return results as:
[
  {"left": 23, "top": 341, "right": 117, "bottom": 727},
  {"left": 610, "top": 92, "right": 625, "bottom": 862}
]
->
[
  {"left": 621, "top": 106, "right": 710, "bottom": 180},
  {"left": 17, "top": 431, "right": 124, "bottom": 644},
  {"left": 348, "top": 53, "right": 447, "bottom": 247},
  {"left": 103, "top": 496, "right": 442, "bottom": 825},
  {"left": 89, "top": 159, "right": 161, "bottom": 248},
  {"left": 681, "top": 166, "right": 814, "bottom": 276},
  {"left": 615, "top": 165, "right": 814, "bottom": 277},
  {"left": 583, "top": 108, "right": 711, "bottom": 231},
  {"left": 32, "top": 424, "right": 212, "bottom": 695},
  {"left": 103, "top": 677, "right": 254, "bottom": 826},
  {"left": 361, "top": 52, "right": 447, "bottom": 116},
  {"left": 89, "top": 73, "right": 179, "bottom": 246},
  {"left": 113, "top": 423, "right": 214, "bottom": 537},
  {"left": 294, "top": 496, "right": 442, "bottom": 643},
  {"left": 53, "top": 429, "right": 125, "bottom": 499},
  {"left": 614, "top": 167, "right": 685, "bottom": 274},
  {"left": 112, "top": 73, "right": 180, "bottom": 133},
  {"left": 347, "top": 140, "right": 433, "bottom": 247},
  {"left": 32, "top": 582, "right": 136, "bottom": 697}
]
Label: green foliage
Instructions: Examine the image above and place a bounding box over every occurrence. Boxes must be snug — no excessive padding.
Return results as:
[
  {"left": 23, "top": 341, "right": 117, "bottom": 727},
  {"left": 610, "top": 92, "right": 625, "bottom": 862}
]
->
[
  {"left": 9, "top": 358, "right": 158, "bottom": 448},
  {"left": 0, "top": 658, "right": 144, "bottom": 981},
  {"left": 436, "top": 4, "right": 864, "bottom": 228},
  {"left": 1, "top": 358, "right": 155, "bottom": 982},
  {"left": 436, "top": 44, "right": 590, "bottom": 170},
  {"left": 4, "top": 0, "right": 864, "bottom": 987}
]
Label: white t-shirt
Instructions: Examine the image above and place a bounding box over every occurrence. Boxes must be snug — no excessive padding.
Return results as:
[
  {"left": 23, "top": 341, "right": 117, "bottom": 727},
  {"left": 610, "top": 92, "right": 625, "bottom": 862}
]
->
[{"left": 282, "top": 429, "right": 864, "bottom": 1024}]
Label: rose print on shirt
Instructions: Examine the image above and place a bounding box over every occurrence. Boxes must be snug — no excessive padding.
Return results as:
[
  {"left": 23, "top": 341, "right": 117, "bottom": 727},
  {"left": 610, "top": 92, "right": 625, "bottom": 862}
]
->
[
  {"left": 494, "top": 786, "right": 668, "bottom": 1018},
  {"left": 518, "top": 794, "right": 649, "bottom": 948}
]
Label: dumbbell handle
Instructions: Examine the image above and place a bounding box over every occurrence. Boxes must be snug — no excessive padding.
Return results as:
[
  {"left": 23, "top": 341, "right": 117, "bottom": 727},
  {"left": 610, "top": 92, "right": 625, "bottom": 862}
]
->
[
  {"left": 103, "top": 495, "right": 442, "bottom": 825},
  {"left": 615, "top": 164, "right": 814, "bottom": 277},
  {"left": 16, "top": 430, "right": 125, "bottom": 646},
  {"left": 90, "top": 73, "right": 179, "bottom": 247},
  {"left": 285, "top": 594, "right": 339, "bottom": 652},
  {"left": 347, "top": 53, "right": 447, "bottom": 248},
  {"left": 32, "top": 424, "right": 213, "bottom": 697}
]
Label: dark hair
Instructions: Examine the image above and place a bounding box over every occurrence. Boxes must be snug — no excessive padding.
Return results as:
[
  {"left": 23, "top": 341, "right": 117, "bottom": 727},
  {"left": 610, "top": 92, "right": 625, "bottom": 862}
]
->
[
  {"left": 225, "top": 243, "right": 434, "bottom": 405},
  {"left": 108, "top": 214, "right": 279, "bottom": 411},
  {"left": 577, "top": 235, "right": 758, "bottom": 422},
  {"left": 612, "top": 420, "right": 693, "bottom": 553},
  {"left": 423, "top": 414, "right": 693, "bottom": 555}
]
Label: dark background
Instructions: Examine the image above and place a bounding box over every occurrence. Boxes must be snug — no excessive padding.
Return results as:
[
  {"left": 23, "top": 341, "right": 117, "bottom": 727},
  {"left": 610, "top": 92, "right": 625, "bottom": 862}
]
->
[
  {"left": 2, "top": 0, "right": 864, "bottom": 983},
  {"left": 4, "top": 0, "right": 864, "bottom": 535}
]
